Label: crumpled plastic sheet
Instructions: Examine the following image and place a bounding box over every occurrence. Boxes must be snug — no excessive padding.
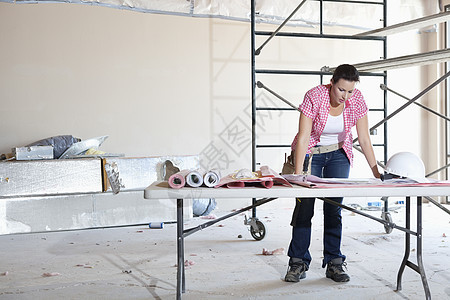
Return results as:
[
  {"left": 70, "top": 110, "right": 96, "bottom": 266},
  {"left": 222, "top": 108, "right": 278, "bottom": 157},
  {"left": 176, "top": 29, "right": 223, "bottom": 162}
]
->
[
  {"left": 26, "top": 135, "right": 80, "bottom": 159},
  {"left": 3, "top": 0, "right": 428, "bottom": 30}
]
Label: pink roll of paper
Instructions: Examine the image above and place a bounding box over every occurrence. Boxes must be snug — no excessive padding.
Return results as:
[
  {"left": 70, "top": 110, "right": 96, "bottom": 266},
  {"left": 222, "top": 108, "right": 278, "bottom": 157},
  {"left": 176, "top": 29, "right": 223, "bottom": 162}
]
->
[
  {"left": 226, "top": 181, "right": 246, "bottom": 188},
  {"left": 168, "top": 169, "right": 191, "bottom": 189},
  {"left": 260, "top": 179, "right": 274, "bottom": 188},
  {"left": 215, "top": 171, "right": 275, "bottom": 189}
]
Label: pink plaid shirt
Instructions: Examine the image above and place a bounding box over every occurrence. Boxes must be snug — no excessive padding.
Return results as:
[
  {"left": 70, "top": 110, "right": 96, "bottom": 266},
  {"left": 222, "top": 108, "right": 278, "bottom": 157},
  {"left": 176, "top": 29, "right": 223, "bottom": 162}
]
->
[{"left": 291, "top": 84, "right": 368, "bottom": 166}]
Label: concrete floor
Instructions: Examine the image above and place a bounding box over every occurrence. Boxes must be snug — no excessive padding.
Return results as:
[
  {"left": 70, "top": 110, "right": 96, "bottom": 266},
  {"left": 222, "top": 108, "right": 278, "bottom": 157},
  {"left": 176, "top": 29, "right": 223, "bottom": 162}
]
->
[{"left": 0, "top": 198, "right": 449, "bottom": 300}]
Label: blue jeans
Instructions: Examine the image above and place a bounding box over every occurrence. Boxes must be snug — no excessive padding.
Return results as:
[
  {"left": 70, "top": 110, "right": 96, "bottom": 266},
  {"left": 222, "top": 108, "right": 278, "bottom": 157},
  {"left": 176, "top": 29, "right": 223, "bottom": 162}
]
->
[{"left": 287, "top": 148, "right": 350, "bottom": 268}]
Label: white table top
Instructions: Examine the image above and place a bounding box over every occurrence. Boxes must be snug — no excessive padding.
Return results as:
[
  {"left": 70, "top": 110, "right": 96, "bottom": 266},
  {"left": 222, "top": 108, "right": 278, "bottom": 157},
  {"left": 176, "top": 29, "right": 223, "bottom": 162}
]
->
[{"left": 144, "top": 181, "right": 450, "bottom": 199}]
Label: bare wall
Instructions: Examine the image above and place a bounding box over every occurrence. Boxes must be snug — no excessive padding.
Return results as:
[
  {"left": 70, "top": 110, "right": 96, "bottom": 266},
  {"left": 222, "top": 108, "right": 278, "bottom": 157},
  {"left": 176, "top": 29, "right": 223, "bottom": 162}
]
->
[
  {"left": 1, "top": 1, "right": 442, "bottom": 179},
  {"left": 0, "top": 3, "right": 213, "bottom": 158}
]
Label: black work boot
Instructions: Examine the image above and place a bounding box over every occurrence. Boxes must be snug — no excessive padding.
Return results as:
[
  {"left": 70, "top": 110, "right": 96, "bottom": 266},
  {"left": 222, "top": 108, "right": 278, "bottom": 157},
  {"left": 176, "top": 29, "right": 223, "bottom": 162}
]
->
[
  {"left": 284, "top": 259, "right": 308, "bottom": 282},
  {"left": 326, "top": 259, "right": 350, "bottom": 282}
]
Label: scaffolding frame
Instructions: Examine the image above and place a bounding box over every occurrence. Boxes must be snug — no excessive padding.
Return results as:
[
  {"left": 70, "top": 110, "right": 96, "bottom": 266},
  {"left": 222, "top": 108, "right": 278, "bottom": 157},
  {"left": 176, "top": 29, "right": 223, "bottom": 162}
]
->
[
  {"left": 251, "top": 0, "right": 450, "bottom": 199},
  {"left": 249, "top": 3, "right": 450, "bottom": 299}
]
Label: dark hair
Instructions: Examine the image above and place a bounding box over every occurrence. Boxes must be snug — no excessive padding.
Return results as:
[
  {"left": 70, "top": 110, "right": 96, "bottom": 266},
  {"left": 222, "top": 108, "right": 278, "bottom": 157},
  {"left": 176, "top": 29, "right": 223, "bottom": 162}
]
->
[{"left": 332, "top": 64, "right": 360, "bottom": 83}]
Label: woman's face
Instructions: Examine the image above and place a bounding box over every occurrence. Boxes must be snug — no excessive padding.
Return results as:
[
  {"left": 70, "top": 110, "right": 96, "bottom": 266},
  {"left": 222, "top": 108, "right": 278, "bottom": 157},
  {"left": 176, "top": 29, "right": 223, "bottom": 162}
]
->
[{"left": 329, "top": 78, "right": 356, "bottom": 107}]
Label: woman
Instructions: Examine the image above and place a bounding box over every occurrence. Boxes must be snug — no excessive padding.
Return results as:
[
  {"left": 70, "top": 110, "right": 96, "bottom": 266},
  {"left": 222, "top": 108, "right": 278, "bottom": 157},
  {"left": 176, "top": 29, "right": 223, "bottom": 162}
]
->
[{"left": 285, "top": 64, "right": 380, "bottom": 283}]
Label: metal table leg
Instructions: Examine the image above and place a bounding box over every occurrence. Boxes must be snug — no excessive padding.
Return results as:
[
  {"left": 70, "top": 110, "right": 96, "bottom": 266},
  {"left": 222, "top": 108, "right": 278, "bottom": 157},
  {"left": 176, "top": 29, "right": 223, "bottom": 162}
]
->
[
  {"left": 396, "top": 196, "right": 410, "bottom": 292},
  {"left": 417, "top": 196, "right": 431, "bottom": 300},
  {"left": 176, "top": 198, "right": 185, "bottom": 300},
  {"left": 396, "top": 196, "right": 431, "bottom": 300}
]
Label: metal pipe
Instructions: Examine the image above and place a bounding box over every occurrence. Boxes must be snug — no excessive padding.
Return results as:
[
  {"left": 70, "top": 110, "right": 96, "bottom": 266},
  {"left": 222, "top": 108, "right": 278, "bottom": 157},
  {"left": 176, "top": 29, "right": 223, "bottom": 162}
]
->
[
  {"left": 312, "top": 0, "right": 383, "bottom": 4},
  {"left": 424, "top": 196, "right": 450, "bottom": 215},
  {"left": 256, "top": 107, "right": 296, "bottom": 111},
  {"left": 354, "top": 48, "right": 450, "bottom": 72},
  {"left": 177, "top": 199, "right": 184, "bottom": 298},
  {"left": 256, "top": 144, "right": 291, "bottom": 148},
  {"left": 256, "top": 81, "right": 299, "bottom": 110},
  {"left": 417, "top": 197, "right": 432, "bottom": 300},
  {"left": 255, "top": 31, "right": 385, "bottom": 41},
  {"left": 354, "top": 69, "right": 450, "bottom": 143},
  {"left": 318, "top": 197, "right": 417, "bottom": 235},
  {"left": 325, "top": 48, "right": 450, "bottom": 73},
  {"left": 256, "top": 69, "right": 384, "bottom": 76},
  {"left": 183, "top": 197, "right": 277, "bottom": 238},
  {"left": 382, "top": 0, "right": 388, "bottom": 163},
  {"left": 251, "top": 0, "right": 257, "bottom": 218},
  {"left": 396, "top": 196, "right": 411, "bottom": 291},
  {"left": 251, "top": 0, "right": 256, "bottom": 172},
  {"left": 255, "top": 0, "right": 308, "bottom": 55},
  {"left": 446, "top": 4, "right": 450, "bottom": 196},
  {"left": 355, "top": 11, "right": 450, "bottom": 37},
  {"left": 352, "top": 144, "right": 386, "bottom": 169},
  {"left": 381, "top": 84, "right": 450, "bottom": 122},
  {"left": 319, "top": 0, "right": 323, "bottom": 35},
  {"left": 426, "top": 162, "right": 450, "bottom": 177}
]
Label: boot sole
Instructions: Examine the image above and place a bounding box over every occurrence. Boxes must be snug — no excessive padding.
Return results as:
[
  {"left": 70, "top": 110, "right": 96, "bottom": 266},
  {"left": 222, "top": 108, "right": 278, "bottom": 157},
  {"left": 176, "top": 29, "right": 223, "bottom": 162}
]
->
[
  {"left": 284, "top": 272, "right": 306, "bottom": 282},
  {"left": 326, "top": 273, "right": 350, "bottom": 282}
]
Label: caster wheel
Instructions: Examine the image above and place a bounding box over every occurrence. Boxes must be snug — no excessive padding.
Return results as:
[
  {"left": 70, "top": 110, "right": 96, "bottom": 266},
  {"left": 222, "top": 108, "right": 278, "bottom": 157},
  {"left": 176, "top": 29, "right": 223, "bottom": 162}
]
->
[
  {"left": 382, "top": 211, "right": 393, "bottom": 234},
  {"left": 250, "top": 220, "right": 266, "bottom": 241}
]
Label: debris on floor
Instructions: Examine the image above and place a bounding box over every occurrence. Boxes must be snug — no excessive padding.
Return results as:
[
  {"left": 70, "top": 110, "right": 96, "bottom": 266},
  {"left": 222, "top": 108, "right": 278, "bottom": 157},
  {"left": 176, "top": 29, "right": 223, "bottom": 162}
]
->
[
  {"left": 184, "top": 260, "right": 195, "bottom": 267},
  {"left": 42, "top": 272, "right": 61, "bottom": 277},
  {"left": 173, "top": 260, "right": 196, "bottom": 268},
  {"left": 200, "top": 214, "right": 217, "bottom": 219},
  {"left": 75, "top": 264, "right": 94, "bottom": 268},
  {"left": 262, "top": 247, "right": 285, "bottom": 255}
]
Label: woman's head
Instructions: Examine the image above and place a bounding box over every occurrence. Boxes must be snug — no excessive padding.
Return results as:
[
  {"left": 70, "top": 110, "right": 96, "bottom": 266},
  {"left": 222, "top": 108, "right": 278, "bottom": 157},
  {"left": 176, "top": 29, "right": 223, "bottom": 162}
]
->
[
  {"left": 329, "top": 64, "right": 359, "bottom": 107},
  {"left": 331, "top": 64, "right": 359, "bottom": 84}
]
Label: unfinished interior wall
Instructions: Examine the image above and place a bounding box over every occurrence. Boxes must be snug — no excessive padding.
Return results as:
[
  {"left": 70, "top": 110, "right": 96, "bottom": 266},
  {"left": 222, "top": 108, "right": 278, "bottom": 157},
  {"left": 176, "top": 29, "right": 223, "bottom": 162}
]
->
[
  {"left": 0, "top": 1, "right": 438, "bottom": 176},
  {"left": 0, "top": 4, "right": 212, "bottom": 160},
  {"left": 2, "top": 1, "right": 448, "bottom": 233}
]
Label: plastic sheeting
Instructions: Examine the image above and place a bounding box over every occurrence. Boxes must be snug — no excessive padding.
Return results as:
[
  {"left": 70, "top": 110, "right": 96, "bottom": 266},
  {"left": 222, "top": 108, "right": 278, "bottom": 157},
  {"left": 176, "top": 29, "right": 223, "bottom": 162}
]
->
[
  {"left": 26, "top": 135, "right": 80, "bottom": 159},
  {"left": 0, "top": 0, "right": 428, "bottom": 30}
]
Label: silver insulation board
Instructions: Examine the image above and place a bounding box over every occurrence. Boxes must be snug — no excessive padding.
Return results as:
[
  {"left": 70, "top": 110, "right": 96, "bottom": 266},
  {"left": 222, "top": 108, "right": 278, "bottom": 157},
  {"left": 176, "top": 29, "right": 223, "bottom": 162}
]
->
[
  {"left": 13, "top": 146, "right": 54, "bottom": 160},
  {"left": 103, "top": 155, "right": 199, "bottom": 192},
  {"left": 0, "top": 191, "right": 192, "bottom": 234},
  {"left": 0, "top": 159, "right": 103, "bottom": 198},
  {"left": 0, "top": 155, "right": 199, "bottom": 234}
]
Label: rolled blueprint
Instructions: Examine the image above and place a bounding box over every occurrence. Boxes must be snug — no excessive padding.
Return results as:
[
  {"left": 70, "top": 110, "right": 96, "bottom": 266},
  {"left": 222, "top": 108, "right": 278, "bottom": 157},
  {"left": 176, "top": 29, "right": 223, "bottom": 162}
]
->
[
  {"left": 168, "top": 169, "right": 190, "bottom": 189},
  {"left": 203, "top": 169, "right": 221, "bottom": 187},
  {"left": 259, "top": 179, "right": 274, "bottom": 189},
  {"left": 215, "top": 174, "right": 275, "bottom": 189},
  {"left": 186, "top": 169, "right": 205, "bottom": 188},
  {"left": 225, "top": 178, "right": 274, "bottom": 189}
]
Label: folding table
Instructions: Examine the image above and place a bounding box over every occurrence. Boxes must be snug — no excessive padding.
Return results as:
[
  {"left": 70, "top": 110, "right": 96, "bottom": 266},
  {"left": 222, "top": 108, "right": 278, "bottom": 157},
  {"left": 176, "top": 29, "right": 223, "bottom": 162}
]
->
[{"left": 144, "top": 181, "right": 450, "bottom": 300}]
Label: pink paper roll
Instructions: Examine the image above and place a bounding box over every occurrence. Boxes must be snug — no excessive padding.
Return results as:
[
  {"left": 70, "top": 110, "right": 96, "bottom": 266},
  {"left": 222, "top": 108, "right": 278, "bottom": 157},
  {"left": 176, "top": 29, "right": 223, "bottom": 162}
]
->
[
  {"left": 168, "top": 169, "right": 191, "bottom": 189},
  {"left": 226, "top": 181, "right": 246, "bottom": 188},
  {"left": 260, "top": 179, "right": 274, "bottom": 189}
]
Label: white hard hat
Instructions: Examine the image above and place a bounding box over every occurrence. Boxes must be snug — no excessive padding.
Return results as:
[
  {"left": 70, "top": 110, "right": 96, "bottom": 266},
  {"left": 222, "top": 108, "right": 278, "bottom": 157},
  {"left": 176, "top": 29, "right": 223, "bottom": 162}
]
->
[{"left": 384, "top": 152, "right": 427, "bottom": 183}]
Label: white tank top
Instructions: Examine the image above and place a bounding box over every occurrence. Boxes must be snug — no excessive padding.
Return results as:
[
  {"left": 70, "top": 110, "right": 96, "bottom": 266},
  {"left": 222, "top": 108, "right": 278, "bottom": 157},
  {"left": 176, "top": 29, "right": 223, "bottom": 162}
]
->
[{"left": 317, "top": 113, "right": 345, "bottom": 146}]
